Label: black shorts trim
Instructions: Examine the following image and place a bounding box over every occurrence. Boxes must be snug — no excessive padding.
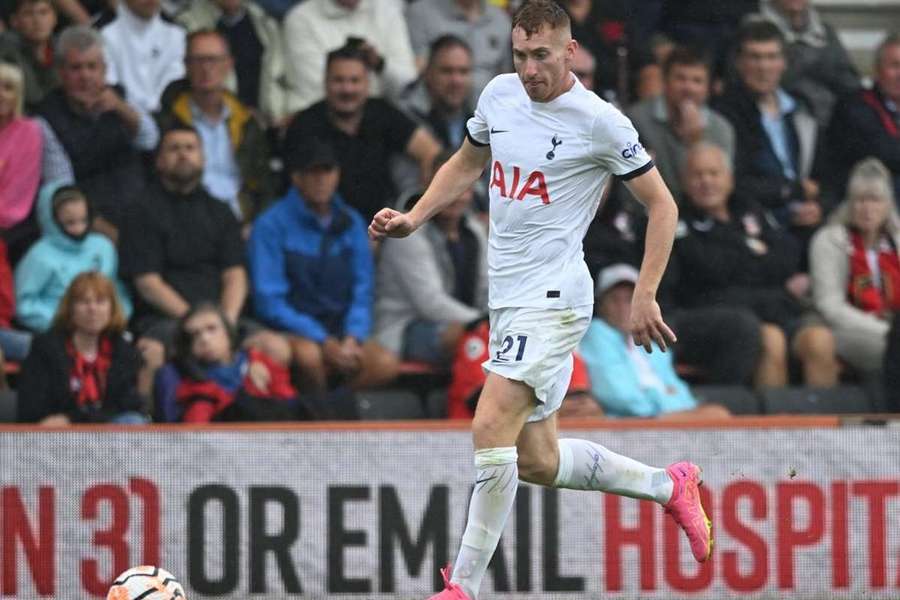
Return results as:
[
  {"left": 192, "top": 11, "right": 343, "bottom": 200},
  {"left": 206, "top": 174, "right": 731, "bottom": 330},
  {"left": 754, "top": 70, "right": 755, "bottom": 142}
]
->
[
  {"left": 465, "top": 128, "right": 490, "bottom": 147},
  {"left": 619, "top": 159, "right": 655, "bottom": 181}
]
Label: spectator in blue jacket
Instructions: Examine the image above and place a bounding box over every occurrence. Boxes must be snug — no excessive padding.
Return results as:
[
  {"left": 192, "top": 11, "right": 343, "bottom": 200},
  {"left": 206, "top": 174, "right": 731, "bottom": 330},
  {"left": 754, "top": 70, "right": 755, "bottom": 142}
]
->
[
  {"left": 580, "top": 263, "right": 730, "bottom": 419},
  {"left": 249, "top": 138, "right": 398, "bottom": 392},
  {"left": 15, "top": 181, "right": 131, "bottom": 333}
]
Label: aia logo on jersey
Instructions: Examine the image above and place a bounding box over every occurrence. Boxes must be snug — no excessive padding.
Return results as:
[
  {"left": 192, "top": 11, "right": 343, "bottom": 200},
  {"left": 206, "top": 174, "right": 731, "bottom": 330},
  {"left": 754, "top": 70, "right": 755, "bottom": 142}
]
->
[
  {"left": 621, "top": 141, "right": 644, "bottom": 159},
  {"left": 546, "top": 135, "right": 563, "bottom": 160},
  {"left": 490, "top": 161, "right": 551, "bottom": 204}
]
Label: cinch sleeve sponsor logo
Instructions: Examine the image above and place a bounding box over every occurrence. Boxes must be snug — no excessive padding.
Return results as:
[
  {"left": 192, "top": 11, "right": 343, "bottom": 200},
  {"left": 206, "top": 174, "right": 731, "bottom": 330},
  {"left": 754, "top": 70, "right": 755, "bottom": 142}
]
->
[{"left": 621, "top": 142, "right": 644, "bottom": 159}]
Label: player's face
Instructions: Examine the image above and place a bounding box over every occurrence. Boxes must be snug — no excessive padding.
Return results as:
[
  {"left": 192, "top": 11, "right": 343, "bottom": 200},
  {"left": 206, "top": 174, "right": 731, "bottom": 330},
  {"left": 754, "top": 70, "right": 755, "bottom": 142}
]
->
[
  {"left": 877, "top": 44, "right": 900, "bottom": 103},
  {"left": 325, "top": 58, "right": 369, "bottom": 117},
  {"left": 71, "top": 289, "right": 112, "bottom": 336},
  {"left": 599, "top": 284, "right": 633, "bottom": 333},
  {"left": 683, "top": 147, "right": 734, "bottom": 215},
  {"left": 185, "top": 310, "right": 232, "bottom": 364},
  {"left": 851, "top": 191, "right": 890, "bottom": 235},
  {"left": 186, "top": 34, "right": 232, "bottom": 94},
  {"left": 664, "top": 63, "right": 709, "bottom": 107},
  {"left": 512, "top": 25, "right": 576, "bottom": 102},
  {"left": 425, "top": 45, "right": 472, "bottom": 112},
  {"left": 736, "top": 40, "right": 786, "bottom": 96}
]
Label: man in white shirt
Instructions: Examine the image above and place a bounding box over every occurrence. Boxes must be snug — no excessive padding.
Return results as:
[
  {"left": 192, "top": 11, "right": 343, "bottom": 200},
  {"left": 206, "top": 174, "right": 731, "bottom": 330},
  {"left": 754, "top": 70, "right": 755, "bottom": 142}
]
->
[
  {"left": 101, "top": 0, "right": 186, "bottom": 113},
  {"left": 369, "top": 2, "right": 713, "bottom": 599},
  {"left": 283, "top": 0, "right": 416, "bottom": 113}
]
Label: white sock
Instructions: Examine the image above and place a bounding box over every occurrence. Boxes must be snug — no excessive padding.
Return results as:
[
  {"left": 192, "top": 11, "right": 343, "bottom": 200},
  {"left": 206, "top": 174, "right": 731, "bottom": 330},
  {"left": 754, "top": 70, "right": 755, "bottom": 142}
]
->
[
  {"left": 450, "top": 446, "right": 519, "bottom": 599},
  {"left": 553, "top": 438, "right": 673, "bottom": 504}
]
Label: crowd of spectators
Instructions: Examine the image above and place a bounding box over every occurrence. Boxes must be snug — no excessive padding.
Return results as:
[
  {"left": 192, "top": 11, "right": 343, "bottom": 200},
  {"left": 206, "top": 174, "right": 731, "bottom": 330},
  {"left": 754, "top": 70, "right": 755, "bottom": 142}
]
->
[{"left": 0, "top": 0, "right": 898, "bottom": 424}]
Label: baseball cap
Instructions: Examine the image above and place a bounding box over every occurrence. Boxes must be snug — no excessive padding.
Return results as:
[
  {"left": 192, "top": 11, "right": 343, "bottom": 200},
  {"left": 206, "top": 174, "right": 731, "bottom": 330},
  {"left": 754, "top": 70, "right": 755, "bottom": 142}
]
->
[
  {"left": 288, "top": 138, "right": 339, "bottom": 173},
  {"left": 595, "top": 263, "right": 639, "bottom": 298}
]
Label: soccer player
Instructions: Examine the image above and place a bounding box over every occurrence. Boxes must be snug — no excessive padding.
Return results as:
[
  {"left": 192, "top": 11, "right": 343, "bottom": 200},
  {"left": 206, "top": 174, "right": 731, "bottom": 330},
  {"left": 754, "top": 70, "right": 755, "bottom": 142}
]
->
[{"left": 368, "top": 2, "right": 712, "bottom": 598}]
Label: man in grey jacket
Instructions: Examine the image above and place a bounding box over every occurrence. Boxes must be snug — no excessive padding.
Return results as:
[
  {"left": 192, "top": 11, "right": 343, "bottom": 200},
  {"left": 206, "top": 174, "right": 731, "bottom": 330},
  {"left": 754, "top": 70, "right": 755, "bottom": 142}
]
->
[
  {"left": 374, "top": 151, "right": 488, "bottom": 364},
  {"left": 627, "top": 44, "right": 735, "bottom": 203}
]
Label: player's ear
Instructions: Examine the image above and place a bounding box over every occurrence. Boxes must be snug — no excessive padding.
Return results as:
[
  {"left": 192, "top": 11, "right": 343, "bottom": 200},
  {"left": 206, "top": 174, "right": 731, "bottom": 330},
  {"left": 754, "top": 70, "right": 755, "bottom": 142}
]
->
[{"left": 565, "top": 38, "right": 578, "bottom": 61}]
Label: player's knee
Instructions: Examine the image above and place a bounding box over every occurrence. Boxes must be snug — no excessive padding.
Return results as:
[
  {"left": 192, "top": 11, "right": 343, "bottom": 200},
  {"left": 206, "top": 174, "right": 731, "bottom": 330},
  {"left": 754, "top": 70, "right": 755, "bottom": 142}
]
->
[{"left": 516, "top": 444, "right": 559, "bottom": 486}]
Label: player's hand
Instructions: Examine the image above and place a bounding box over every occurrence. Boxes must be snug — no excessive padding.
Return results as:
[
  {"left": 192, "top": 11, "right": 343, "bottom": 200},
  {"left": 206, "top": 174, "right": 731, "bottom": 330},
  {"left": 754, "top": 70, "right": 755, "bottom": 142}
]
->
[
  {"left": 629, "top": 295, "right": 676, "bottom": 353},
  {"left": 368, "top": 208, "right": 417, "bottom": 240}
]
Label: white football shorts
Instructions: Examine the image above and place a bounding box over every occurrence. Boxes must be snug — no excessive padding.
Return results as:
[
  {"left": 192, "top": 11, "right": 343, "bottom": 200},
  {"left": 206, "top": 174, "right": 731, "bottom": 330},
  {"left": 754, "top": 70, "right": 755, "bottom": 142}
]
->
[{"left": 483, "top": 304, "right": 593, "bottom": 422}]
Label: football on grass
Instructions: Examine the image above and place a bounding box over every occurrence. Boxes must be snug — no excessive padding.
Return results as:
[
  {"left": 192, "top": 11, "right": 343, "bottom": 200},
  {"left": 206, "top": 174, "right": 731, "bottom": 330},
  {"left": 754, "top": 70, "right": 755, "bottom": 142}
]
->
[{"left": 106, "top": 566, "right": 186, "bottom": 600}]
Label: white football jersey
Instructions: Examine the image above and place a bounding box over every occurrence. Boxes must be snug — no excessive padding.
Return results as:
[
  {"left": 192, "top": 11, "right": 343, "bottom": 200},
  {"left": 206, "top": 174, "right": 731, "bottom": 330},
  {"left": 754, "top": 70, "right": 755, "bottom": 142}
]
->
[{"left": 467, "top": 73, "right": 653, "bottom": 309}]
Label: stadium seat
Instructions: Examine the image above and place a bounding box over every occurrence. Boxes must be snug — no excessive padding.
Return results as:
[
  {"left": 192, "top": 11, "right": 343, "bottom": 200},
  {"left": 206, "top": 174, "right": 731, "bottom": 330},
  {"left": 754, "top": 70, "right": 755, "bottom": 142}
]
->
[
  {"left": 425, "top": 389, "right": 448, "bottom": 419},
  {"left": 355, "top": 389, "right": 426, "bottom": 420},
  {"left": 0, "top": 390, "right": 16, "bottom": 423},
  {"left": 692, "top": 385, "right": 762, "bottom": 415},
  {"left": 759, "top": 385, "right": 874, "bottom": 415}
]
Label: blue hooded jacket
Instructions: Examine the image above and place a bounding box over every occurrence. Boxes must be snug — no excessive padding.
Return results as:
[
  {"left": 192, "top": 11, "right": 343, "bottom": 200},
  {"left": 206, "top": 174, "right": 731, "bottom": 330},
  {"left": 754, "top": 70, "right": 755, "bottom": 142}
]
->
[
  {"left": 14, "top": 181, "right": 132, "bottom": 332},
  {"left": 248, "top": 188, "right": 373, "bottom": 342}
]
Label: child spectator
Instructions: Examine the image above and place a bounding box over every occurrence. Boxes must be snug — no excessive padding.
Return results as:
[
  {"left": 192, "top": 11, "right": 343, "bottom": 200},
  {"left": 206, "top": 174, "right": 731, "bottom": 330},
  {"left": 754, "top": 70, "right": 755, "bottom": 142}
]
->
[
  {"left": 155, "top": 303, "right": 302, "bottom": 422},
  {"left": 15, "top": 182, "right": 131, "bottom": 333}
]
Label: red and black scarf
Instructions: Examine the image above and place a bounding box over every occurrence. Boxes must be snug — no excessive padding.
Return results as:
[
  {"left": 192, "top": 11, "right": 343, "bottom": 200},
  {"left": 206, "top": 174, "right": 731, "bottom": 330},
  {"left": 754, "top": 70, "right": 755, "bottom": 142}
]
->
[
  {"left": 847, "top": 229, "right": 900, "bottom": 315},
  {"left": 66, "top": 336, "right": 113, "bottom": 409}
]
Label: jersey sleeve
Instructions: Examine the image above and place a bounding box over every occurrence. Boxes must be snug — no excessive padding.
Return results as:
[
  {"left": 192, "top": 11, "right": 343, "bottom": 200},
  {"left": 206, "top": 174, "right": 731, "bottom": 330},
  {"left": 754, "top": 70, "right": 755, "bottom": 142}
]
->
[
  {"left": 465, "top": 77, "right": 494, "bottom": 147},
  {"left": 590, "top": 106, "right": 654, "bottom": 180}
]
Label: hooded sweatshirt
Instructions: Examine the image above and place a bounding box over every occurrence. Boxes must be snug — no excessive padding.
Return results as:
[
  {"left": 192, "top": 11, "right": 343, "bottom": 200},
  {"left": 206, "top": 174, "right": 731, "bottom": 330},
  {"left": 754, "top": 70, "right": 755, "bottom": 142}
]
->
[{"left": 14, "top": 181, "right": 132, "bottom": 332}]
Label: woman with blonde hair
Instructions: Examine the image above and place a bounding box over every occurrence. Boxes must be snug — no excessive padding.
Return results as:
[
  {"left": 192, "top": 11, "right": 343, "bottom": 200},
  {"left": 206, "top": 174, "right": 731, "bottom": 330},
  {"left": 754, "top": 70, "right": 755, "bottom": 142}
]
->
[
  {"left": 17, "top": 272, "right": 148, "bottom": 424},
  {"left": 809, "top": 157, "right": 900, "bottom": 374},
  {"left": 0, "top": 62, "right": 73, "bottom": 252}
]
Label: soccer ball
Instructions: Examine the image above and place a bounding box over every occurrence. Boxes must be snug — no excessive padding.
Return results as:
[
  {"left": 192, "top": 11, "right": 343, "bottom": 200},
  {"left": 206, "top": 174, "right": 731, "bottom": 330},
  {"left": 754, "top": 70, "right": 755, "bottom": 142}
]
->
[{"left": 106, "top": 566, "right": 186, "bottom": 600}]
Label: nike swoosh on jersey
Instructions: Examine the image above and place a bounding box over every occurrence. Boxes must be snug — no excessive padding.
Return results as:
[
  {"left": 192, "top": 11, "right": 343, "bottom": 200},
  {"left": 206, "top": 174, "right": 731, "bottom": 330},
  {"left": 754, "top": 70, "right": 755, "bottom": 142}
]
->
[{"left": 490, "top": 127, "right": 508, "bottom": 134}]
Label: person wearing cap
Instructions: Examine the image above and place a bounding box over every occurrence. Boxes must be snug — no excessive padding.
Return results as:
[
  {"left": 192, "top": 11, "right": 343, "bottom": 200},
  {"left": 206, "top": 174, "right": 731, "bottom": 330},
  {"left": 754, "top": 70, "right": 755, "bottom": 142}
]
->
[
  {"left": 579, "top": 263, "right": 730, "bottom": 419},
  {"left": 249, "top": 138, "right": 399, "bottom": 394}
]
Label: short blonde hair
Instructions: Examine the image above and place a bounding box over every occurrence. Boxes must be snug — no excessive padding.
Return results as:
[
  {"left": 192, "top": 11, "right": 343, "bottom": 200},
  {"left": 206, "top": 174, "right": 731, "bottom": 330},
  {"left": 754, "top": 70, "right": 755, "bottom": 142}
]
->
[{"left": 0, "top": 62, "right": 24, "bottom": 118}]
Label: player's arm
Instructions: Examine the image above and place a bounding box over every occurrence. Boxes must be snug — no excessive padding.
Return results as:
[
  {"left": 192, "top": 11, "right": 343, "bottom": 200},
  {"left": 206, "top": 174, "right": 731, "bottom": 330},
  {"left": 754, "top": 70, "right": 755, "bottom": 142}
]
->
[
  {"left": 369, "top": 138, "right": 490, "bottom": 240},
  {"left": 624, "top": 167, "right": 679, "bottom": 353}
]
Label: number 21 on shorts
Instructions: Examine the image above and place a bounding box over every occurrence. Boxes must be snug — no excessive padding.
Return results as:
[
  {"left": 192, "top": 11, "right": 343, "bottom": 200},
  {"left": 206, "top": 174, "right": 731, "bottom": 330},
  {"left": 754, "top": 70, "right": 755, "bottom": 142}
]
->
[{"left": 495, "top": 334, "right": 527, "bottom": 362}]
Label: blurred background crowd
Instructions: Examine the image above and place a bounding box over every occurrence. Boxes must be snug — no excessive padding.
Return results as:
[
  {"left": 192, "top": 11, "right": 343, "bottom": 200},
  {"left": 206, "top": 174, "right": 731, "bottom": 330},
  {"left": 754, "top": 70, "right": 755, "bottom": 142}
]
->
[{"left": 0, "top": 0, "right": 898, "bottom": 424}]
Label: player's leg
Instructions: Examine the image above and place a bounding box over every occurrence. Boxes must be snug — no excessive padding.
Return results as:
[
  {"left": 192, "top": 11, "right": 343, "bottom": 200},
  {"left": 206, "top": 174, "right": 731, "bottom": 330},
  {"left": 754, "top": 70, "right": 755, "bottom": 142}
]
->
[
  {"left": 442, "top": 373, "right": 535, "bottom": 600},
  {"left": 517, "top": 412, "right": 713, "bottom": 563},
  {"left": 517, "top": 413, "right": 672, "bottom": 501}
]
